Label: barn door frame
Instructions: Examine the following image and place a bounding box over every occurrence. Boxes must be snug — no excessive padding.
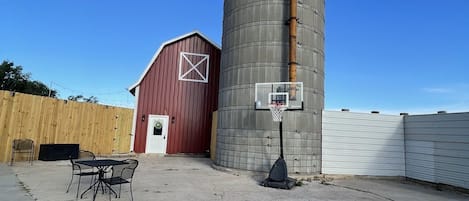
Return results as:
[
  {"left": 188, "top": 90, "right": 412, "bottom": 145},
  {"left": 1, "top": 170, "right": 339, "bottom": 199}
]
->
[{"left": 145, "top": 115, "right": 169, "bottom": 154}]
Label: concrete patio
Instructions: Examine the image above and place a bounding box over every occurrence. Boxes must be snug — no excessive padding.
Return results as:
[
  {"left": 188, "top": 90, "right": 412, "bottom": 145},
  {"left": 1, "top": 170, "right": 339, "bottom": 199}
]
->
[{"left": 3, "top": 156, "right": 469, "bottom": 201}]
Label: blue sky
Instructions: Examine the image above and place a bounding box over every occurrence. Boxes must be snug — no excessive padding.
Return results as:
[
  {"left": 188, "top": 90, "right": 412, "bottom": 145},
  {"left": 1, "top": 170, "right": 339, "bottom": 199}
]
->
[
  {"left": 1, "top": 1, "right": 468, "bottom": 114},
  {"left": 326, "top": 0, "right": 469, "bottom": 114}
]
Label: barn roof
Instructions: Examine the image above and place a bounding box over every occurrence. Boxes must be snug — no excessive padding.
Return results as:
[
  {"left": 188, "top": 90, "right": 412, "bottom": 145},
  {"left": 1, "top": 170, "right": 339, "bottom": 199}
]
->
[{"left": 128, "top": 31, "right": 220, "bottom": 95}]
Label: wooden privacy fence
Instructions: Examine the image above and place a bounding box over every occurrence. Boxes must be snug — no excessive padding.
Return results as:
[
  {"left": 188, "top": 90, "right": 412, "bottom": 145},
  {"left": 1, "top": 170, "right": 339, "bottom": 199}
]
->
[{"left": 0, "top": 90, "right": 134, "bottom": 163}]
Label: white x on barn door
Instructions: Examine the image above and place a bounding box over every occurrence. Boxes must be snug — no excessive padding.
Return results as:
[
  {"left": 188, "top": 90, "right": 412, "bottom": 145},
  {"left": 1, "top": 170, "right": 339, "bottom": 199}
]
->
[{"left": 178, "top": 52, "right": 210, "bottom": 83}]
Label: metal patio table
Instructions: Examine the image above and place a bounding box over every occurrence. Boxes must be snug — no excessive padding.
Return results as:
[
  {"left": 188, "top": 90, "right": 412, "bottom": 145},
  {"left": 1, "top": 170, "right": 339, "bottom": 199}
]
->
[{"left": 76, "top": 159, "right": 128, "bottom": 201}]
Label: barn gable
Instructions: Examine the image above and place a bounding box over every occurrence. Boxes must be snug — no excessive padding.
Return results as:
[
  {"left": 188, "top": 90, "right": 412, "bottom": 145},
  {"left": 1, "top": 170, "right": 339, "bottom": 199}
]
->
[{"left": 129, "top": 31, "right": 220, "bottom": 94}]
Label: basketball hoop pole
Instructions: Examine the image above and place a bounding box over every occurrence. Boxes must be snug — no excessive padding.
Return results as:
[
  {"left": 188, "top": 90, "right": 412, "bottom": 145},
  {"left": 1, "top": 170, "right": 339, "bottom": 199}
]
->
[
  {"left": 262, "top": 108, "right": 296, "bottom": 189},
  {"left": 279, "top": 121, "right": 284, "bottom": 159},
  {"left": 268, "top": 104, "right": 287, "bottom": 158}
]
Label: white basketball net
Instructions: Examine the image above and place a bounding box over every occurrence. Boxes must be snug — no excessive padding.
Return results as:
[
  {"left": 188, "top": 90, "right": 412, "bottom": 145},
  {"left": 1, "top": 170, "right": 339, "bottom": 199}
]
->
[{"left": 269, "top": 104, "right": 287, "bottom": 122}]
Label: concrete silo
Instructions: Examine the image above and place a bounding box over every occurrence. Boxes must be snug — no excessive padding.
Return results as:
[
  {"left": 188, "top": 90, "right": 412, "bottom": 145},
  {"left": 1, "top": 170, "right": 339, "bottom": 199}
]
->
[{"left": 216, "top": 0, "right": 324, "bottom": 174}]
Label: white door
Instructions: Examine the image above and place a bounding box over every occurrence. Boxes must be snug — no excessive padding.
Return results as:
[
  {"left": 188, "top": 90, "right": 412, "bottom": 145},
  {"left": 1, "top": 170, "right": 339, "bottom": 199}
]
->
[{"left": 145, "top": 115, "right": 169, "bottom": 154}]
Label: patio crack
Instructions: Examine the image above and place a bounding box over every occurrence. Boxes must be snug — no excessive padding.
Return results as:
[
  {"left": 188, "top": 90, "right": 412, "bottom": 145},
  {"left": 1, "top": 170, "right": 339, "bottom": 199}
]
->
[
  {"left": 321, "top": 181, "right": 395, "bottom": 201},
  {"left": 17, "top": 175, "right": 37, "bottom": 201}
]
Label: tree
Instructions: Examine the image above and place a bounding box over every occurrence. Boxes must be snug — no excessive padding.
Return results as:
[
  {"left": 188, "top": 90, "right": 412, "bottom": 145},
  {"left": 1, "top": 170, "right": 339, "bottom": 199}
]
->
[
  {"left": 0, "top": 60, "right": 57, "bottom": 97},
  {"left": 67, "top": 95, "right": 98, "bottom": 103}
]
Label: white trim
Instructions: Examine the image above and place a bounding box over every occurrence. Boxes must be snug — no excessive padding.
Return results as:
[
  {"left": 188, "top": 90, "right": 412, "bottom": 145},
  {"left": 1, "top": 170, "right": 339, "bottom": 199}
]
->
[
  {"left": 129, "top": 86, "right": 139, "bottom": 152},
  {"left": 178, "top": 52, "right": 210, "bottom": 83},
  {"left": 268, "top": 92, "right": 289, "bottom": 107},
  {"left": 128, "top": 31, "right": 220, "bottom": 91}
]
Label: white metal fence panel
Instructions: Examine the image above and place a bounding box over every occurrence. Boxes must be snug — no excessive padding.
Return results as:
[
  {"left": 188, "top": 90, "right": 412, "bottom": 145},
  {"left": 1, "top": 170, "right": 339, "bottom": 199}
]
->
[
  {"left": 322, "top": 111, "right": 405, "bottom": 176},
  {"left": 405, "top": 112, "right": 469, "bottom": 189}
]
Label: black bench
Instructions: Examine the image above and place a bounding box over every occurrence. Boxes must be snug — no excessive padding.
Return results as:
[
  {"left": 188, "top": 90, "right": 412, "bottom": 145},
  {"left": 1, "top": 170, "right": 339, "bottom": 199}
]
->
[{"left": 38, "top": 144, "right": 79, "bottom": 161}]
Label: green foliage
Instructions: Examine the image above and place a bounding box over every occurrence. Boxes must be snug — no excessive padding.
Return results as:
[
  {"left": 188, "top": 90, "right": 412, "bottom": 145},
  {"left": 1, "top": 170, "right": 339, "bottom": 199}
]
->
[
  {"left": 1, "top": 60, "right": 57, "bottom": 97},
  {"left": 67, "top": 95, "right": 99, "bottom": 103}
]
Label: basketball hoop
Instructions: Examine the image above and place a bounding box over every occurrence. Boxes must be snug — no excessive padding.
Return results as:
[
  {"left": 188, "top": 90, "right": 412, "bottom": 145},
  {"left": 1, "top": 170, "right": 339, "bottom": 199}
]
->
[{"left": 269, "top": 103, "right": 287, "bottom": 122}]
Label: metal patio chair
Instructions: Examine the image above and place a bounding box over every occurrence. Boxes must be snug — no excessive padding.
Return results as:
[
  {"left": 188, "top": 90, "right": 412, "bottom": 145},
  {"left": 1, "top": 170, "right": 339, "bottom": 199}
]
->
[
  {"left": 103, "top": 159, "right": 138, "bottom": 201},
  {"left": 66, "top": 150, "right": 99, "bottom": 198},
  {"left": 10, "top": 139, "right": 34, "bottom": 166}
]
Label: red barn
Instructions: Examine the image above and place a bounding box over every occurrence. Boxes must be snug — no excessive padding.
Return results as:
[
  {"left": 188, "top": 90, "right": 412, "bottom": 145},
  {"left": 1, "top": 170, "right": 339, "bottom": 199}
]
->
[{"left": 129, "top": 31, "right": 220, "bottom": 154}]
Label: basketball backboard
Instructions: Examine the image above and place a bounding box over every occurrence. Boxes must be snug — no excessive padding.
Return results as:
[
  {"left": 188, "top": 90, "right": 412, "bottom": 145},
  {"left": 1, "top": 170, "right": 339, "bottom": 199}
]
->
[{"left": 255, "top": 82, "right": 303, "bottom": 110}]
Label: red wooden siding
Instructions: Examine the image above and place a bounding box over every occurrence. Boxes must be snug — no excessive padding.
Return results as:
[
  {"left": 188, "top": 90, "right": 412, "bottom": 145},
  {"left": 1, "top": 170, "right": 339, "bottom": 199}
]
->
[{"left": 133, "top": 34, "right": 220, "bottom": 154}]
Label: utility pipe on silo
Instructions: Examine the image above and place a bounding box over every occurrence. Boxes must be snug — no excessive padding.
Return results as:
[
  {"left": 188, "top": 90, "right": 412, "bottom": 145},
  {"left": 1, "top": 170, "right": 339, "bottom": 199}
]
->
[{"left": 289, "top": 0, "right": 298, "bottom": 99}]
